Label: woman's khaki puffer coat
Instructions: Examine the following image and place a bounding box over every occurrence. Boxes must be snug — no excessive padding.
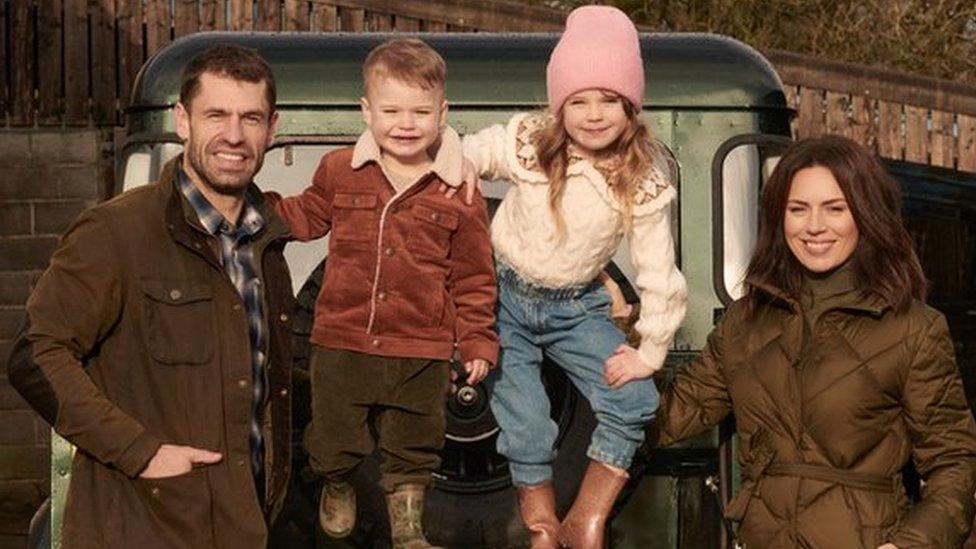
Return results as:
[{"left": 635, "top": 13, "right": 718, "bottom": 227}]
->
[{"left": 653, "top": 275, "right": 976, "bottom": 548}]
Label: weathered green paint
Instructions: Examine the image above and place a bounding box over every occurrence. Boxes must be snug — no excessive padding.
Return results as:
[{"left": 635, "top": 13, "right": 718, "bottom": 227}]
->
[
  {"left": 50, "top": 433, "right": 72, "bottom": 548},
  {"left": 675, "top": 111, "right": 774, "bottom": 344},
  {"left": 130, "top": 32, "right": 786, "bottom": 115}
]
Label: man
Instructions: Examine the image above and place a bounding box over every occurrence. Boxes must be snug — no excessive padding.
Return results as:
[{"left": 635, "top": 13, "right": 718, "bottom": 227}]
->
[{"left": 8, "top": 44, "right": 293, "bottom": 548}]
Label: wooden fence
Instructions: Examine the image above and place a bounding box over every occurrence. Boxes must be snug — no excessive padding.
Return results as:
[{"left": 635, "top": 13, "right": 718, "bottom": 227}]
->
[
  {"left": 2, "top": 0, "right": 975, "bottom": 172},
  {"left": 770, "top": 50, "right": 976, "bottom": 172},
  {"left": 0, "top": 0, "right": 562, "bottom": 129}
]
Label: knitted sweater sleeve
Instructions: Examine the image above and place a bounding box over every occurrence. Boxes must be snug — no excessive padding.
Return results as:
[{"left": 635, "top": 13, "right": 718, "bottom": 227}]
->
[
  {"left": 461, "top": 122, "right": 512, "bottom": 183},
  {"left": 628, "top": 195, "right": 688, "bottom": 370}
]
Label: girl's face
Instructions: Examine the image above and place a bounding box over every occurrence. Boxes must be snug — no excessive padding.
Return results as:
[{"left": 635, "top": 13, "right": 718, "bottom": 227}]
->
[
  {"left": 561, "top": 89, "right": 629, "bottom": 160},
  {"left": 784, "top": 166, "right": 860, "bottom": 272}
]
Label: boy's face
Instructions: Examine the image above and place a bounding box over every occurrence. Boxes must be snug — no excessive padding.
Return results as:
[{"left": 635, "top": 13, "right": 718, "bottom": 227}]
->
[{"left": 360, "top": 75, "right": 447, "bottom": 168}]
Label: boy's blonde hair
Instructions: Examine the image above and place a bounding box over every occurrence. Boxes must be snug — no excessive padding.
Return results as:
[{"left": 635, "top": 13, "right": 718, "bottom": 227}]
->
[{"left": 363, "top": 38, "right": 446, "bottom": 95}]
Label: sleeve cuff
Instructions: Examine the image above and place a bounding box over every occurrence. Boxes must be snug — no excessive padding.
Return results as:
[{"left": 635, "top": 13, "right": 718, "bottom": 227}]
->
[
  {"left": 115, "top": 430, "right": 163, "bottom": 478},
  {"left": 637, "top": 343, "right": 668, "bottom": 373},
  {"left": 887, "top": 506, "right": 964, "bottom": 549},
  {"left": 459, "top": 340, "right": 499, "bottom": 368}
]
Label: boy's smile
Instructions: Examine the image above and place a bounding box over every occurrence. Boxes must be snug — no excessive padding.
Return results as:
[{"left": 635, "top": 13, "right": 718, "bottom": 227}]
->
[{"left": 360, "top": 76, "right": 447, "bottom": 174}]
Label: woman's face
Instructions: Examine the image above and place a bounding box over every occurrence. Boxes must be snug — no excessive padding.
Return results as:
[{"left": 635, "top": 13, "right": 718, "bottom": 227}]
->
[{"left": 784, "top": 166, "right": 860, "bottom": 272}]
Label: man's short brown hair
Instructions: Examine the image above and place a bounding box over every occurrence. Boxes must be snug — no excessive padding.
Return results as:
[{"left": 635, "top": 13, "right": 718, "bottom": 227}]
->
[
  {"left": 180, "top": 44, "right": 276, "bottom": 114},
  {"left": 362, "top": 38, "right": 446, "bottom": 96}
]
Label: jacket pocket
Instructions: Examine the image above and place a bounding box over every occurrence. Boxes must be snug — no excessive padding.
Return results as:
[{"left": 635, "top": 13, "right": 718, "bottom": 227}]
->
[
  {"left": 141, "top": 280, "right": 215, "bottom": 365},
  {"left": 407, "top": 202, "right": 458, "bottom": 261},
  {"left": 130, "top": 467, "right": 213, "bottom": 546},
  {"left": 332, "top": 192, "right": 378, "bottom": 247}
]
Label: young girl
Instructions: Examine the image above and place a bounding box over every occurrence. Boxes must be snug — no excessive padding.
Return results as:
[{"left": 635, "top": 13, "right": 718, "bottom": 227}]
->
[{"left": 462, "top": 6, "right": 687, "bottom": 548}]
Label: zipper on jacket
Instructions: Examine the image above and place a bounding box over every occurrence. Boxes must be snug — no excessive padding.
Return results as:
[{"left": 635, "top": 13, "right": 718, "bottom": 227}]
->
[{"left": 791, "top": 313, "right": 812, "bottom": 452}]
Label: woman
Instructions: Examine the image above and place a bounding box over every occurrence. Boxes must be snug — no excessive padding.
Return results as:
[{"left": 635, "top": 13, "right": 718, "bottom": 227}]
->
[{"left": 650, "top": 136, "right": 976, "bottom": 548}]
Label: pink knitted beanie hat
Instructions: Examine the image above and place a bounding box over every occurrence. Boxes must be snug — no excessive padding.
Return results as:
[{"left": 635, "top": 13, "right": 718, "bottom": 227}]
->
[{"left": 546, "top": 5, "right": 644, "bottom": 112}]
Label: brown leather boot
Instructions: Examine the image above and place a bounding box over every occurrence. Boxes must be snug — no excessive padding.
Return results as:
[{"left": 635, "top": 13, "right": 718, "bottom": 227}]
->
[
  {"left": 386, "top": 484, "right": 443, "bottom": 549},
  {"left": 517, "top": 481, "right": 560, "bottom": 549},
  {"left": 557, "top": 461, "right": 628, "bottom": 548},
  {"left": 319, "top": 480, "right": 356, "bottom": 538}
]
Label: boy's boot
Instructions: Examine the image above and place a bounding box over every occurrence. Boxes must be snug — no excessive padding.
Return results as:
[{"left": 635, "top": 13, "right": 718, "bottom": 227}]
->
[
  {"left": 516, "top": 481, "right": 560, "bottom": 549},
  {"left": 386, "top": 484, "right": 443, "bottom": 549},
  {"left": 319, "top": 480, "right": 356, "bottom": 538},
  {"left": 557, "top": 461, "right": 628, "bottom": 548}
]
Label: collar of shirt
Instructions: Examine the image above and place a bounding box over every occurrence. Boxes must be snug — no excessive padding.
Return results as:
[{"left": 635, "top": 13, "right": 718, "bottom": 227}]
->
[
  {"left": 176, "top": 165, "right": 264, "bottom": 239},
  {"left": 565, "top": 141, "right": 620, "bottom": 182},
  {"left": 350, "top": 125, "right": 463, "bottom": 187}
]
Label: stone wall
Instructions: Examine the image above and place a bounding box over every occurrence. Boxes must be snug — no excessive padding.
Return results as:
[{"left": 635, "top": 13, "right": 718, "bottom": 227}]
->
[{"left": 0, "top": 128, "right": 112, "bottom": 548}]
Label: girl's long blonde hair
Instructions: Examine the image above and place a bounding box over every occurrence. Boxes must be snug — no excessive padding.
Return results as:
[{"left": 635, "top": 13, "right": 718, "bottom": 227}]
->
[{"left": 535, "top": 95, "right": 672, "bottom": 237}]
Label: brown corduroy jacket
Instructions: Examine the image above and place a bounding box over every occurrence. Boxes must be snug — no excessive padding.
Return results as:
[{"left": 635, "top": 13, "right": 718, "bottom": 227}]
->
[
  {"left": 274, "top": 136, "right": 499, "bottom": 366},
  {"left": 8, "top": 158, "right": 295, "bottom": 548},
  {"left": 651, "top": 279, "right": 976, "bottom": 548}
]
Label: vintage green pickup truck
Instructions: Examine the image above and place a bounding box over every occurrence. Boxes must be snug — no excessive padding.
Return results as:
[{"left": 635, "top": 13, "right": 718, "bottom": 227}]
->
[
  {"left": 36, "top": 28, "right": 976, "bottom": 549},
  {"left": 45, "top": 30, "right": 796, "bottom": 549}
]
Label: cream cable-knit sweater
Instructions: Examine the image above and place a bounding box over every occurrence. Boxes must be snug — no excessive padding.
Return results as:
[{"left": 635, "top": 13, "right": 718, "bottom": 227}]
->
[{"left": 462, "top": 113, "right": 687, "bottom": 371}]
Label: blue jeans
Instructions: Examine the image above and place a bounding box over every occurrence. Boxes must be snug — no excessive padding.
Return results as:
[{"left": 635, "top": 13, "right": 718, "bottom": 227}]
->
[{"left": 487, "top": 263, "right": 660, "bottom": 487}]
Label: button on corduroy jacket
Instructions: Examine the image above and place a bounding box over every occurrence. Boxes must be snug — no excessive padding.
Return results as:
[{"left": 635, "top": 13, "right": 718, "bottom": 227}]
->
[{"left": 274, "top": 130, "right": 499, "bottom": 366}]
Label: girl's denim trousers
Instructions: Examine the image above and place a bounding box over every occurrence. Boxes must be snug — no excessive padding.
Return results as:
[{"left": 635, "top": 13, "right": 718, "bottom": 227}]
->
[{"left": 487, "top": 263, "right": 660, "bottom": 487}]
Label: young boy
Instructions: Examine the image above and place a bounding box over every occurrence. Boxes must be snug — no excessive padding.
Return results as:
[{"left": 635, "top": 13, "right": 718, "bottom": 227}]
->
[{"left": 274, "top": 39, "right": 498, "bottom": 548}]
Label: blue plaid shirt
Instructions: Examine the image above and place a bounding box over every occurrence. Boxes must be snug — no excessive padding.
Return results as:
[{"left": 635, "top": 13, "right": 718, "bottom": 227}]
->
[{"left": 177, "top": 168, "right": 267, "bottom": 488}]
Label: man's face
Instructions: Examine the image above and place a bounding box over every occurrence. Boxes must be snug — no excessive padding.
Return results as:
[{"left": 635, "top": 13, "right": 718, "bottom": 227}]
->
[
  {"left": 360, "top": 75, "right": 446, "bottom": 168},
  {"left": 175, "top": 72, "right": 278, "bottom": 195}
]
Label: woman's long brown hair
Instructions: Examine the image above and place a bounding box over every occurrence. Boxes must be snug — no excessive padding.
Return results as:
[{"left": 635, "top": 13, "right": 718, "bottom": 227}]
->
[
  {"left": 743, "top": 135, "right": 926, "bottom": 316},
  {"left": 534, "top": 94, "right": 670, "bottom": 238}
]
